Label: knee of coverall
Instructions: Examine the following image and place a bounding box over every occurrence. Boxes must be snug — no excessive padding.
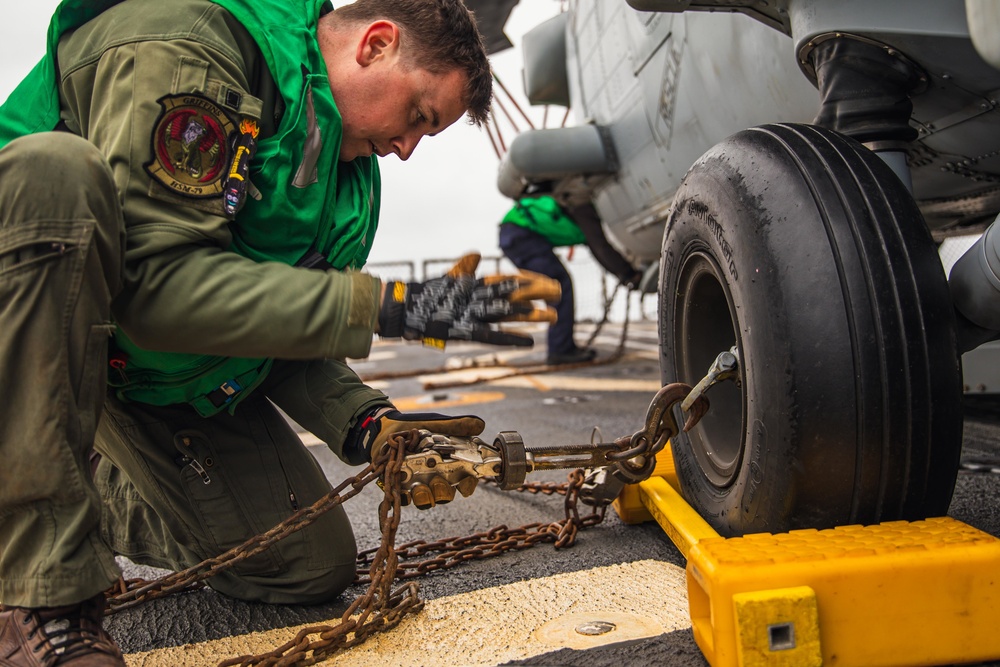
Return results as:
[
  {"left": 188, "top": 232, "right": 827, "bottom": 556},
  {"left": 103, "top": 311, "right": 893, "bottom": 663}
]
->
[
  {"left": 209, "top": 538, "right": 358, "bottom": 606},
  {"left": 0, "top": 132, "right": 125, "bottom": 293}
]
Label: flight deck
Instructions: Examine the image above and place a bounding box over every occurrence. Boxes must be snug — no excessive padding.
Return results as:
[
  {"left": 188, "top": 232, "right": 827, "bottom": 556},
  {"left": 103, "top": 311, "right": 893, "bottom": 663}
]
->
[{"left": 107, "top": 320, "right": 1000, "bottom": 667}]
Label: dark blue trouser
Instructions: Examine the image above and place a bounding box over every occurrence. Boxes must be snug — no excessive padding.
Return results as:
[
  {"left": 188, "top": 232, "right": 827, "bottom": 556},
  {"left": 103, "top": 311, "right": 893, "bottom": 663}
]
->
[{"left": 499, "top": 223, "right": 577, "bottom": 355}]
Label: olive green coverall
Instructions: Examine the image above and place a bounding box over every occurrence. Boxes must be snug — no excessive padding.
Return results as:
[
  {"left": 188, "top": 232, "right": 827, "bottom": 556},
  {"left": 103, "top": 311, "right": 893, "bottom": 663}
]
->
[{"left": 0, "top": 0, "right": 392, "bottom": 608}]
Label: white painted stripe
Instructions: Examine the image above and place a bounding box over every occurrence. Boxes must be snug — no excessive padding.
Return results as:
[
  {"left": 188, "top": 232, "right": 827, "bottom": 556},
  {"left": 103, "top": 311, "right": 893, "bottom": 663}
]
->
[
  {"left": 594, "top": 337, "right": 660, "bottom": 353},
  {"left": 491, "top": 375, "right": 663, "bottom": 392},
  {"left": 126, "top": 559, "right": 690, "bottom": 667},
  {"left": 416, "top": 365, "right": 662, "bottom": 391},
  {"left": 351, "top": 349, "right": 398, "bottom": 362}
]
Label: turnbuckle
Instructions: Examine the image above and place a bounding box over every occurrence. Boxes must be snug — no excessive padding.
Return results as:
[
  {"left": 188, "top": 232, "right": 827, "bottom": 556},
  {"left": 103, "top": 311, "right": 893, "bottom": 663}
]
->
[{"left": 397, "top": 382, "right": 711, "bottom": 508}]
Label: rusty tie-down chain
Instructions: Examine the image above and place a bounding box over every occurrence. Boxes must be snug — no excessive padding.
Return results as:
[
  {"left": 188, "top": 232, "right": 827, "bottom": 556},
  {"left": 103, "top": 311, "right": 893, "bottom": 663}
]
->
[
  {"left": 106, "top": 431, "right": 415, "bottom": 667},
  {"left": 103, "top": 382, "right": 708, "bottom": 666},
  {"left": 102, "top": 434, "right": 604, "bottom": 666},
  {"left": 104, "top": 448, "right": 387, "bottom": 616},
  {"left": 217, "top": 430, "right": 418, "bottom": 666},
  {"left": 355, "top": 470, "right": 603, "bottom": 584}
]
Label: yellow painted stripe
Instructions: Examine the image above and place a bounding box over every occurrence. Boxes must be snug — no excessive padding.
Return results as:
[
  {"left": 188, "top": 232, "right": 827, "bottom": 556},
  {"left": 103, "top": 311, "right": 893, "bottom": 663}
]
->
[
  {"left": 493, "top": 375, "right": 662, "bottom": 392},
  {"left": 522, "top": 373, "right": 551, "bottom": 391},
  {"left": 416, "top": 371, "right": 662, "bottom": 393},
  {"left": 392, "top": 390, "right": 506, "bottom": 412},
  {"left": 125, "top": 560, "right": 691, "bottom": 667}
]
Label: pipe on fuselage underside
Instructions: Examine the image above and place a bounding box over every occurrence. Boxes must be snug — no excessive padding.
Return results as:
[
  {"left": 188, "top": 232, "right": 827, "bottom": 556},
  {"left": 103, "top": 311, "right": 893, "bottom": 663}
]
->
[
  {"left": 496, "top": 125, "right": 618, "bottom": 200},
  {"left": 950, "top": 217, "right": 1000, "bottom": 351}
]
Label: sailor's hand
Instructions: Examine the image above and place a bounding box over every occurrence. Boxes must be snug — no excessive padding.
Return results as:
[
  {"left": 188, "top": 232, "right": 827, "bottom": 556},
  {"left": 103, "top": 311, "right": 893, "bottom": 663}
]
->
[
  {"left": 351, "top": 408, "right": 486, "bottom": 509},
  {"left": 400, "top": 447, "right": 482, "bottom": 510},
  {"left": 397, "top": 427, "right": 497, "bottom": 510},
  {"left": 377, "top": 252, "right": 560, "bottom": 349},
  {"left": 358, "top": 408, "right": 485, "bottom": 460}
]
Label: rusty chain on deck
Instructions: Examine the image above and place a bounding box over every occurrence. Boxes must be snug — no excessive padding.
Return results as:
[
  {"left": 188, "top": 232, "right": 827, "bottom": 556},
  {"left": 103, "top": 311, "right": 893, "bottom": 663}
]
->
[
  {"left": 217, "top": 430, "right": 417, "bottom": 667},
  {"left": 102, "top": 381, "right": 705, "bottom": 666},
  {"left": 355, "top": 471, "right": 604, "bottom": 586},
  {"left": 102, "top": 439, "right": 605, "bottom": 666}
]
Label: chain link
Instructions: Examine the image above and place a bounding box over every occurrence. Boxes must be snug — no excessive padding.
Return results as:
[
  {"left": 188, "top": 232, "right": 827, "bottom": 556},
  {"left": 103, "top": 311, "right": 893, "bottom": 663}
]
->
[
  {"left": 505, "top": 479, "right": 572, "bottom": 496},
  {"left": 214, "top": 430, "right": 415, "bottom": 666},
  {"left": 355, "top": 470, "right": 604, "bottom": 584},
  {"left": 602, "top": 383, "right": 707, "bottom": 483},
  {"left": 104, "top": 461, "right": 382, "bottom": 616},
  {"left": 103, "top": 430, "right": 605, "bottom": 666}
]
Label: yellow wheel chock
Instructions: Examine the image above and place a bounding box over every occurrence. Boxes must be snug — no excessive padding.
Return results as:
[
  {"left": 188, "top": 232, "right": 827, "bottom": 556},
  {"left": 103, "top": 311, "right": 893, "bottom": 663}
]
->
[{"left": 614, "top": 449, "right": 1000, "bottom": 667}]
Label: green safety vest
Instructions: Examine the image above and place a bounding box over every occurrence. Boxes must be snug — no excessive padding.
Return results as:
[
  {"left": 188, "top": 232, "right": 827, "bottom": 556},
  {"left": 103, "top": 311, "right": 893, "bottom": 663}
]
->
[
  {"left": 502, "top": 195, "right": 585, "bottom": 247},
  {"left": 0, "top": 0, "right": 380, "bottom": 417}
]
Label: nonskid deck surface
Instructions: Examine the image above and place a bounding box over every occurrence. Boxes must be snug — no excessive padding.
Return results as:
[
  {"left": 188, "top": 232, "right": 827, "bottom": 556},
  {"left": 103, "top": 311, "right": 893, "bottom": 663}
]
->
[{"left": 105, "top": 321, "right": 1000, "bottom": 667}]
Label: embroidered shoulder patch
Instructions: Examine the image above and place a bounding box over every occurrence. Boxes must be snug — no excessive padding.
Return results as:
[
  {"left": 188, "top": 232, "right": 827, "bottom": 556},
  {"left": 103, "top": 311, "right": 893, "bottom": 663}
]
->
[{"left": 144, "top": 94, "right": 235, "bottom": 198}]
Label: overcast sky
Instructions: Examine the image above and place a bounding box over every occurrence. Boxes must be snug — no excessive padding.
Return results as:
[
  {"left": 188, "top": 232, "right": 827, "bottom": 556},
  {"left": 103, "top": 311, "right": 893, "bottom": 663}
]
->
[{"left": 0, "top": 1, "right": 565, "bottom": 273}]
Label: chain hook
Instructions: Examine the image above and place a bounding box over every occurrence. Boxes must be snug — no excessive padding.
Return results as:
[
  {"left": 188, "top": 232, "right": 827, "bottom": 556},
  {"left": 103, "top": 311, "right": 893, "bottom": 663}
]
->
[
  {"left": 610, "top": 382, "right": 709, "bottom": 483},
  {"left": 644, "top": 382, "right": 710, "bottom": 448}
]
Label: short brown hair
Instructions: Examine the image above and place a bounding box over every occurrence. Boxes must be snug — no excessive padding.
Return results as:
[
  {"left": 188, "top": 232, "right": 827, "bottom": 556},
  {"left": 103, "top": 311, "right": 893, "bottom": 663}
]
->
[{"left": 333, "top": 0, "right": 492, "bottom": 126}]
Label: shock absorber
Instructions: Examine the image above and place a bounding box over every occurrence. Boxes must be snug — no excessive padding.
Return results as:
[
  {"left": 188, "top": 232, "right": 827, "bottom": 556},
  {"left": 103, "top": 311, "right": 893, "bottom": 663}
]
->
[{"left": 802, "top": 32, "right": 927, "bottom": 189}]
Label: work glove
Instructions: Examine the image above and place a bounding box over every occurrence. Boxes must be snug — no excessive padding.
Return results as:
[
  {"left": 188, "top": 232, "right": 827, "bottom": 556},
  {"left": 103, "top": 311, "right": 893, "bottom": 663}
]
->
[
  {"left": 346, "top": 406, "right": 487, "bottom": 510},
  {"left": 378, "top": 253, "right": 560, "bottom": 349}
]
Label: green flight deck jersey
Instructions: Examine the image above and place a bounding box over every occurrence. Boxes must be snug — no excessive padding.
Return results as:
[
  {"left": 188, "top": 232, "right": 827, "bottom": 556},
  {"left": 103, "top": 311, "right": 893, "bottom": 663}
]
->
[
  {"left": 0, "top": 0, "right": 383, "bottom": 416},
  {"left": 502, "top": 195, "right": 586, "bottom": 248}
]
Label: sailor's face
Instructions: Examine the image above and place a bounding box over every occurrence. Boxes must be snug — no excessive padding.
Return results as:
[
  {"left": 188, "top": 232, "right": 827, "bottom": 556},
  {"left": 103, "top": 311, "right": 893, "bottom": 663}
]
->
[{"left": 337, "top": 65, "right": 468, "bottom": 162}]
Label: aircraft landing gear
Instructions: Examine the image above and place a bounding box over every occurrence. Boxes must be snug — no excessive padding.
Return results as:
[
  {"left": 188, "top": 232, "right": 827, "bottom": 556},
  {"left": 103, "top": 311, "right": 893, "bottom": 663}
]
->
[{"left": 658, "top": 122, "right": 963, "bottom": 536}]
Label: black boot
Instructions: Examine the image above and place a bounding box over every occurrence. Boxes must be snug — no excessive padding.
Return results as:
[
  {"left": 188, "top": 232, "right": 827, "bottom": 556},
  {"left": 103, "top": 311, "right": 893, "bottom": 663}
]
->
[{"left": 546, "top": 347, "right": 597, "bottom": 365}]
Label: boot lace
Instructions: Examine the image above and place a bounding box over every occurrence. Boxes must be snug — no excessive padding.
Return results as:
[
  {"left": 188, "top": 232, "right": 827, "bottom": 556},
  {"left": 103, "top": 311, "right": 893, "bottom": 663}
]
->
[{"left": 25, "top": 603, "right": 119, "bottom": 665}]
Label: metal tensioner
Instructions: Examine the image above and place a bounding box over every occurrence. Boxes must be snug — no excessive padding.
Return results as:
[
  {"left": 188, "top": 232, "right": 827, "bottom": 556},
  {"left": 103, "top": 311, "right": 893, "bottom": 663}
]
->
[{"left": 397, "top": 383, "right": 710, "bottom": 509}]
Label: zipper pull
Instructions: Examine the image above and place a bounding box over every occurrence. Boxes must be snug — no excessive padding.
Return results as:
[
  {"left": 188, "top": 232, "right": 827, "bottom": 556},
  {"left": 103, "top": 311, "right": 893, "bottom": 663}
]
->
[
  {"left": 175, "top": 435, "right": 212, "bottom": 485},
  {"left": 288, "top": 486, "right": 299, "bottom": 510},
  {"left": 188, "top": 457, "right": 212, "bottom": 485}
]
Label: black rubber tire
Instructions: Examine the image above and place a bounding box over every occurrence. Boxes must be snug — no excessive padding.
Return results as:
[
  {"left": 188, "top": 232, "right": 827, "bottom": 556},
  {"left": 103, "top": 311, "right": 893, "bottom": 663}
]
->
[{"left": 659, "top": 123, "right": 963, "bottom": 536}]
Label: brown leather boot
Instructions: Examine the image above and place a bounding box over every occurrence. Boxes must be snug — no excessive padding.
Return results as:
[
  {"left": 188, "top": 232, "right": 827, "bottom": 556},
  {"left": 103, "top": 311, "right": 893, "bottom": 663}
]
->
[{"left": 0, "top": 594, "right": 124, "bottom": 666}]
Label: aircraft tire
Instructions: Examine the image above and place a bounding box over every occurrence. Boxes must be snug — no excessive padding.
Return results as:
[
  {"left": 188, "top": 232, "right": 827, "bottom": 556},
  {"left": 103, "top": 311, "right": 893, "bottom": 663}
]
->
[{"left": 658, "top": 123, "right": 963, "bottom": 536}]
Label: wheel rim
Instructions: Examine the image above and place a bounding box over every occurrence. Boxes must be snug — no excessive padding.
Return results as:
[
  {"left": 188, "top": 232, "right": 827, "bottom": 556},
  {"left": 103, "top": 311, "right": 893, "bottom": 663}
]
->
[{"left": 674, "top": 249, "right": 744, "bottom": 489}]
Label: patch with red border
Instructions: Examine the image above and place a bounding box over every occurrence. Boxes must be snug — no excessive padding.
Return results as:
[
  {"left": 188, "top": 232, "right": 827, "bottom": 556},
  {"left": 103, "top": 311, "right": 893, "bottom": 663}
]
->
[{"left": 144, "top": 93, "right": 235, "bottom": 198}]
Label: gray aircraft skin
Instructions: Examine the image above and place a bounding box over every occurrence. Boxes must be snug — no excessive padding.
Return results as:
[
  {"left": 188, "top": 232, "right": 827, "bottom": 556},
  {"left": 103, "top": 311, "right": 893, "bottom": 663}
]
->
[
  {"left": 496, "top": 1, "right": 1000, "bottom": 256},
  {"left": 468, "top": 0, "right": 1000, "bottom": 538}
]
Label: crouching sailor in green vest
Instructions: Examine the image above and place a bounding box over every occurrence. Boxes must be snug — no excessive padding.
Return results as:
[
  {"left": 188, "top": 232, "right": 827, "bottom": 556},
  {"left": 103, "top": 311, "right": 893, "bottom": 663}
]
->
[{"left": 0, "top": 1, "right": 560, "bottom": 663}]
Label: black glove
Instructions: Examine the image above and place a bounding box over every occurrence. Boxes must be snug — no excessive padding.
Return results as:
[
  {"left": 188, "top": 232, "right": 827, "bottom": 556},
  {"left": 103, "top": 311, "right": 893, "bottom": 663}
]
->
[
  {"left": 346, "top": 406, "right": 486, "bottom": 463},
  {"left": 378, "top": 253, "right": 560, "bottom": 348},
  {"left": 346, "top": 406, "right": 487, "bottom": 509}
]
